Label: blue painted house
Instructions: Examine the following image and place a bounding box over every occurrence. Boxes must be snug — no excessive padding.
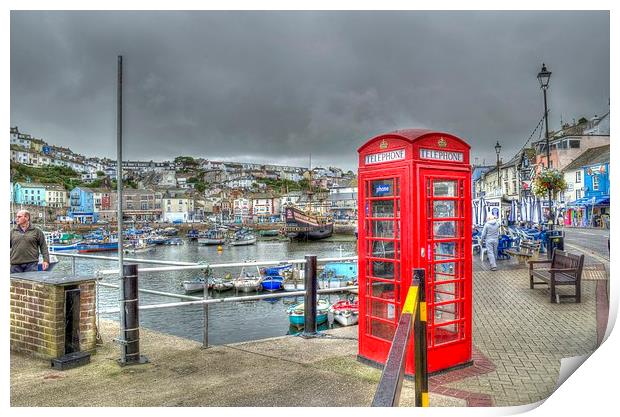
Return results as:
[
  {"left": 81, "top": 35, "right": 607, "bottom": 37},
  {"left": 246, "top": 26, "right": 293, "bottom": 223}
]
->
[
  {"left": 69, "top": 186, "right": 97, "bottom": 223},
  {"left": 13, "top": 182, "right": 47, "bottom": 206},
  {"left": 564, "top": 145, "right": 609, "bottom": 227}
]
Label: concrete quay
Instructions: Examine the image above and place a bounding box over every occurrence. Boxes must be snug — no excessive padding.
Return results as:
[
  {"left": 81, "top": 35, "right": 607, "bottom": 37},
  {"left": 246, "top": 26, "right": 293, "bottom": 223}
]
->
[{"left": 10, "top": 256, "right": 608, "bottom": 407}]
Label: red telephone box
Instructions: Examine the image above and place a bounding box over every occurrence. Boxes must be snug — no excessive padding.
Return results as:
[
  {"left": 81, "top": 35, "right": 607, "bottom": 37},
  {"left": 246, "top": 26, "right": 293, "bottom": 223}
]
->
[{"left": 357, "top": 129, "right": 472, "bottom": 374}]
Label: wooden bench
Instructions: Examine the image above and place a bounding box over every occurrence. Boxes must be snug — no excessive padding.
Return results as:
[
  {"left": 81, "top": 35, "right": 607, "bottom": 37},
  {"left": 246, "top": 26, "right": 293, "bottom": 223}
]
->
[
  {"left": 528, "top": 249, "right": 585, "bottom": 303},
  {"left": 505, "top": 240, "right": 541, "bottom": 264}
]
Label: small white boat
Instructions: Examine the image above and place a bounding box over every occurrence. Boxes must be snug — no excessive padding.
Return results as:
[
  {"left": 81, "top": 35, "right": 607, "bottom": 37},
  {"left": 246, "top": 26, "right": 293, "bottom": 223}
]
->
[
  {"left": 329, "top": 299, "right": 359, "bottom": 326},
  {"left": 233, "top": 268, "right": 262, "bottom": 292},
  {"left": 229, "top": 234, "right": 257, "bottom": 246},
  {"left": 182, "top": 277, "right": 212, "bottom": 294}
]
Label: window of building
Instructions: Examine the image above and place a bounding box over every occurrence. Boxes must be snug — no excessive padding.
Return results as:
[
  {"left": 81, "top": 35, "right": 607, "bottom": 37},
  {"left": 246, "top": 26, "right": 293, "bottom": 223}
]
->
[
  {"left": 576, "top": 171, "right": 581, "bottom": 183},
  {"left": 569, "top": 140, "right": 580, "bottom": 149},
  {"left": 576, "top": 190, "right": 582, "bottom": 199},
  {"left": 593, "top": 175, "right": 600, "bottom": 191}
]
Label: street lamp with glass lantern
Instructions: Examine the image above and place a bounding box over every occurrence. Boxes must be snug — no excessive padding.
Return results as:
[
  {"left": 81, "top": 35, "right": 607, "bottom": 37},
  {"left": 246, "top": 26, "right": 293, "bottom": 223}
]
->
[
  {"left": 495, "top": 141, "right": 501, "bottom": 195},
  {"left": 537, "top": 62, "right": 553, "bottom": 229}
]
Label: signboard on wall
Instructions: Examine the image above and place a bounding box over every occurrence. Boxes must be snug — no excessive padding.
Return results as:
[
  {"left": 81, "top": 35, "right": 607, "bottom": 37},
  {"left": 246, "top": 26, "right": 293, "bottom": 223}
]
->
[{"left": 485, "top": 197, "right": 502, "bottom": 224}]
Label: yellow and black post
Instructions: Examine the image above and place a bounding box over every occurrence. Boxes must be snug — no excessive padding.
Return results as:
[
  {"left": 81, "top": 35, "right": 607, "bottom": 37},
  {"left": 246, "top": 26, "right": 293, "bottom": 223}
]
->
[{"left": 413, "top": 268, "right": 429, "bottom": 407}]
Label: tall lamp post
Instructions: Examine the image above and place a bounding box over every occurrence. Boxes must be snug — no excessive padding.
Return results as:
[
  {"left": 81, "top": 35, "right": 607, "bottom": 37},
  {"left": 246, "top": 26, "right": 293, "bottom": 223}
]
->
[
  {"left": 537, "top": 63, "right": 553, "bottom": 229},
  {"left": 495, "top": 141, "right": 502, "bottom": 196}
]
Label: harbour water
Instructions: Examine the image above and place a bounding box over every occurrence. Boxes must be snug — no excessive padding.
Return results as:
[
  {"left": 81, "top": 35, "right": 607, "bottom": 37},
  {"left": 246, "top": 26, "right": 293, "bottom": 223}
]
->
[{"left": 52, "top": 239, "right": 357, "bottom": 345}]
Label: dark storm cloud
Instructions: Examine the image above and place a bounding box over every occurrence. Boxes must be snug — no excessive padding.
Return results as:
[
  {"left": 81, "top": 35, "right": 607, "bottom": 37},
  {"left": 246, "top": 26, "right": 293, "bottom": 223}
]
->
[{"left": 10, "top": 11, "right": 609, "bottom": 170}]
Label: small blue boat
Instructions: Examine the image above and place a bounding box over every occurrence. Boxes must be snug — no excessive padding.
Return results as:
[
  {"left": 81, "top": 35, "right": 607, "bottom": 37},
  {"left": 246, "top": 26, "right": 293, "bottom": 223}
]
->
[
  {"left": 261, "top": 276, "right": 284, "bottom": 292},
  {"left": 287, "top": 299, "right": 330, "bottom": 328}
]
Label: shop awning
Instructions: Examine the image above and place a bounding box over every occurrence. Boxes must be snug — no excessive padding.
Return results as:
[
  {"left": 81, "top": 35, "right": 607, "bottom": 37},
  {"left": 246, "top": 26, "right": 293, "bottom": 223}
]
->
[
  {"left": 591, "top": 195, "right": 610, "bottom": 206},
  {"left": 567, "top": 195, "right": 609, "bottom": 207}
]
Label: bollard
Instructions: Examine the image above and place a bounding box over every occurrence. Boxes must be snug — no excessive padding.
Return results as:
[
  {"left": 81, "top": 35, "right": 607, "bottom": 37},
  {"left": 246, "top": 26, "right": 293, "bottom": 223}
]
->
[
  {"left": 413, "top": 268, "right": 429, "bottom": 407},
  {"left": 302, "top": 255, "right": 318, "bottom": 336},
  {"left": 120, "top": 264, "right": 148, "bottom": 365},
  {"left": 202, "top": 277, "right": 209, "bottom": 349}
]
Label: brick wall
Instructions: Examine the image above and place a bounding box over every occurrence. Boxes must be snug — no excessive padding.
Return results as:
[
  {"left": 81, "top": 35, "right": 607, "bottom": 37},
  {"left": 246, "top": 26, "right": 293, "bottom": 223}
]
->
[{"left": 10, "top": 278, "right": 97, "bottom": 359}]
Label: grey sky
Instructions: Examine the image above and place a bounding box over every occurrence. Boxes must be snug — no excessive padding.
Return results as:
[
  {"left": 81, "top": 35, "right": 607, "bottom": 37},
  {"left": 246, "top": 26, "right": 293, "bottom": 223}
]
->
[{"left": 10, "top": 11, "right": 610, "bottom": 171}]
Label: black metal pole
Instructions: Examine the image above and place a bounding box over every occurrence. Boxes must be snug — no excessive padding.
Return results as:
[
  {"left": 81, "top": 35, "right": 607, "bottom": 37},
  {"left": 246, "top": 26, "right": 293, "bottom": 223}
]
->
[
  {"left": 543, "top": 86, "right": 554, "bottom": 231},
  {"left": 413, "top": 268, "right": 429, "bottom": 407},
  {"left": 496, "top": 152, "right": 501, "bottom": 191},
  {"left": 303, "top": 255, "right": 317, "bottom": 336},
  {"left": 116, "top": 55, "right": 128, "bottom": 364},
  {"left": 121, "top": 263, "right": 147, "bottom": 364}
]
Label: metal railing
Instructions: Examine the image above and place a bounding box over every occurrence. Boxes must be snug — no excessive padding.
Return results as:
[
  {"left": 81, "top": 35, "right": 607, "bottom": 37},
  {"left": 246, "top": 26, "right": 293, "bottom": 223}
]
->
[
  {"left": 53, "top": 251, "right": 359, "bottom": 357},
  {"left": 372, "top": 268, "right": 429, "bottom": 407}
]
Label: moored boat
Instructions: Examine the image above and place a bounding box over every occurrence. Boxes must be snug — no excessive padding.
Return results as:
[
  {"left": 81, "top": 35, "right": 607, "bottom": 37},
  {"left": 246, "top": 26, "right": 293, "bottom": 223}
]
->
[
  {"left": 182, "top": 276, "right": 213, "bottom": 294},
  {"left": 211, "top": 277, "right": 234, "bottom": 292},
  {"left": 233, "top": 268, "right": 262, "bottom": 292},
  {"left": 123, "top": 239, "right": 156, "bottom": 254},
  {"left": 77, "top": 239, "right": 119, "bottom": 253},
  {"left": 261, "top": 275, "right": 284, "bottom": 292},
  {"left": 229, "top": 233, "right": 257, "bottom": 246},
  {"left": 328, "top": 299, "right": 359, "bottom": 326},
  {"left": 283, "top": 206, "right": 333, "bottom": 240},
  {"left": 287, "top": 299, "right": 331, "bottom": 328},
  {"left": 198, "top": 230, "right": 226, "bottom": 246}
]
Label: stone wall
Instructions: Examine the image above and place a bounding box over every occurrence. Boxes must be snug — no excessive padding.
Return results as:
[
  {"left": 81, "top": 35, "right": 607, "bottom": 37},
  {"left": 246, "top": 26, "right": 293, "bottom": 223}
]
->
[{"left": 10, "top": 278, "right": 97, "bottom": 359}]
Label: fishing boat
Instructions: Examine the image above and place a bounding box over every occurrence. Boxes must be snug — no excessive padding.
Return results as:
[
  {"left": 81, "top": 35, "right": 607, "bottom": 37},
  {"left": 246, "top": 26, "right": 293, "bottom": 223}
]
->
[
  {"left": 283, "top": 205, "right": 333, "bottom": 240},
  {"left": 45, "top": 232, "right": 82, "bottom": 251},
  {"left": 77, "top": 238, "right": 119, "bottom": 253},
  {"left": 229, "top": 233, "right": 257, "bottom": 246},
  {"left": 329, "top": 299, "right": 359, "bottom": 326},
  {"left": 197, "top": 230, "right": 226, "bottom": 246},
  {"left": 38, "top": 254, "right": 59, "bottom": 271},
  {"left": 319, "top": 261, "right": 358, "bottom": 289},
  {"left": 287, "top": 299, "right": 331, "bottom": 328},
  {"left": 233, "top": 268, "right": 263, "bottom": 292},
  {"left": 182, "top": 276, "right": 213, "bottom": 294}
]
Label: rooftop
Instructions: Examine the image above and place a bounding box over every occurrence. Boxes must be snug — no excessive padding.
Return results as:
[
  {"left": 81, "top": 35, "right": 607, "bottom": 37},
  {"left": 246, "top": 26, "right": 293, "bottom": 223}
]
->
[{"left": 562, "top": 145, "right": 610, "bottom": 172}]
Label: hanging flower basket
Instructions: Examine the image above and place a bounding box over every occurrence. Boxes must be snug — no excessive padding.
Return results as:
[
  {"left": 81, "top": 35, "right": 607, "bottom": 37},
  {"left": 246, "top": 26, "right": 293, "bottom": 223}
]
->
[{"left": 532, "top": 168, "right": 567, "bottom": 198}]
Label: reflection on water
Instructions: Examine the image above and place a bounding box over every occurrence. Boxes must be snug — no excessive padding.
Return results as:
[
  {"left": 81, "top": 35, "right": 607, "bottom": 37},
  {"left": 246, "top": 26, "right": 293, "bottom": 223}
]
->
[{"left": 53, "top": 240, "right": 357, "bottom": 345}]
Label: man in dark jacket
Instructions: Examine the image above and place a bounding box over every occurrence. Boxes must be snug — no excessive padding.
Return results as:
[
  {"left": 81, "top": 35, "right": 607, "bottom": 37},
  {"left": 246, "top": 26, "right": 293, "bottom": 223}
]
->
[{"left": 10, "top": 210, "right": 50, "bottom": 273}]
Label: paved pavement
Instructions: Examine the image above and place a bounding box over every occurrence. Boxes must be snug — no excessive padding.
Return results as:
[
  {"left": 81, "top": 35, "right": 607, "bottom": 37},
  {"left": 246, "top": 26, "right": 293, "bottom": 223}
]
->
[{"left": 10, "top": 244, "right": 609, "bottom": 407}]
